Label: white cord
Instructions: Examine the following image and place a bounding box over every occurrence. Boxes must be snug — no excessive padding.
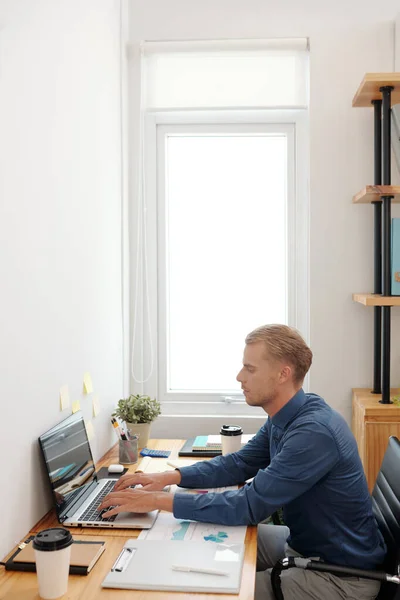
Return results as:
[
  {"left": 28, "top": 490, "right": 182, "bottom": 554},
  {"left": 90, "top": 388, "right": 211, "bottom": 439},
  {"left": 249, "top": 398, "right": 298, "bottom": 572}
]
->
[
  {"left": 131, "top": 44, "right": 154, "bottom": 384},
  {"left": 119, "top": 0, "right": 127, "bottom": 395}
]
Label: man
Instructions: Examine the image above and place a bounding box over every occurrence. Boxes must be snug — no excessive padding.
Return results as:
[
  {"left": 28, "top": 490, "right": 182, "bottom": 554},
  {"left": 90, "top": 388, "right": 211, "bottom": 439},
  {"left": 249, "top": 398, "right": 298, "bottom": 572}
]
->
[{"left": 100, "top": 324, "right": 385, "bottom": 600}]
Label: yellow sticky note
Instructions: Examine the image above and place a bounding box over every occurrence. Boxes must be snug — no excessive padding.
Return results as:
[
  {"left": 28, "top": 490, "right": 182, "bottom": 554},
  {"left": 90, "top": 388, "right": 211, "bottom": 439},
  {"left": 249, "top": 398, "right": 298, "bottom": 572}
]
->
[
  {"left": 92, "top": 395, "right": 101, "bottom": 417},
  {"left": 83, "top": 372, "right": 93, "bottom": 394},
  {"left": 72, "top": 400, "right": 81, "bottom": 414},
  {"left": 85, "top": 420, "right": 95, "bottom": 441},
  {"left": 59, "top": 385, "right": 70, "bottom": 411}
]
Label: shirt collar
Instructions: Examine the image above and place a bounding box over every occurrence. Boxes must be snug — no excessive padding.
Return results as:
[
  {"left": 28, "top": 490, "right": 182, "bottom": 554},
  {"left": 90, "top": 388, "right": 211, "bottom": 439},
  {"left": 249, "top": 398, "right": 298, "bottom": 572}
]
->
[{"left": 271, "top": 388, "right": 307, "bottom": 430}]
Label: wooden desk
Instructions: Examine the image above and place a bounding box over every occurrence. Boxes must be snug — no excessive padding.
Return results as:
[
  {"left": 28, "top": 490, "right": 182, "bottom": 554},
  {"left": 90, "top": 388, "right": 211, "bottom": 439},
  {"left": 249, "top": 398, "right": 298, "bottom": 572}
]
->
[{"left": 1, "top": 440, "right": 257, "bottom": 599}]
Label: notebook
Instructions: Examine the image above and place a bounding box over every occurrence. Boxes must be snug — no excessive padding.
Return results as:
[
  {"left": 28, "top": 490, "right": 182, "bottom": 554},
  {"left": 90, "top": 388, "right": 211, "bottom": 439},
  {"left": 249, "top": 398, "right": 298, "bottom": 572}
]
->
[
  {"left": 179, "top": 434, "right": 256, "bottom": 456},
  {"left": 102, "top": 539, "right": 245, "bottom": 593},
  {"left": 5, "top": 537, "right": 106, "bottom": 575}
]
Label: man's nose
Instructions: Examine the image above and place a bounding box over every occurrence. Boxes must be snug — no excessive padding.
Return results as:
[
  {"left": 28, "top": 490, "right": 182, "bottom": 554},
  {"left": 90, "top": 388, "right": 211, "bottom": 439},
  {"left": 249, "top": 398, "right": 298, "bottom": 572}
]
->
[{"left": 236, "top": 369, "right": 243, "bottom": 382}]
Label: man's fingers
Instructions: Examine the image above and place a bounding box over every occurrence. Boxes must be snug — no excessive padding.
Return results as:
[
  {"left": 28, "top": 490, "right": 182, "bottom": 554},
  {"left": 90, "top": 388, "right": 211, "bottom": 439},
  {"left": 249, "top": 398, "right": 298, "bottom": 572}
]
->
[
  {"left": 101, "top": 505, "right": 124, "bottom": 518},
  {"left": 142, "top": 483, "right": 159, "bottom": 491},
  {"left": 99, "top": 492, "right": 137, "bottom": 509},
  {"left": 113, "top": 475, "right": 143, "bottom": 491}
]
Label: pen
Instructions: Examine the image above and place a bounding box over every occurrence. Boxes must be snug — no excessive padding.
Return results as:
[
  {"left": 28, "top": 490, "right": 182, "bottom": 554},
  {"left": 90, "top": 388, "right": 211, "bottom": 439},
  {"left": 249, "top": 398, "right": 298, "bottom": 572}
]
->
[
  {"left": 111, "top": 418, "right": 127, "bottom": 441},
  {"left": 121, "top": 423, "right": 131, "bottom": 440},
  {"left": 171, "top": 565, "right": 229, "bottom": 576}
]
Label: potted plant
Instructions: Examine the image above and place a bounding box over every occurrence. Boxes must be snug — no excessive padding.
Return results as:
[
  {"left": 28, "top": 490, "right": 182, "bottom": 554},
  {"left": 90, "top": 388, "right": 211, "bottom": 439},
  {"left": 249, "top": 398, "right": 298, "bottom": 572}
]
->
[{"left": 112, "top": 394, "right": 161, "bottom": 449}]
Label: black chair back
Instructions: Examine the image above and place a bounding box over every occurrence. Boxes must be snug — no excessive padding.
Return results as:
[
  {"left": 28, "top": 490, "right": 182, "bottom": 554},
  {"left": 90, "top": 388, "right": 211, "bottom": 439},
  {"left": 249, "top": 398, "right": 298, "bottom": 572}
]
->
[
  {"left": 371, "top": 436, "right": 400, "bottom": 599},
  {"left": 270, "top": 436, "right": 400, "bottom": 600}
]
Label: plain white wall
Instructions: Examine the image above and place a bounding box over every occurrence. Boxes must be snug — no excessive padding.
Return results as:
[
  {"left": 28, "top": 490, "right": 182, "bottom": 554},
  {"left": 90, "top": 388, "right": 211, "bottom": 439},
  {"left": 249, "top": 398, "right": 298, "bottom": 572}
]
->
[
  {"left": 0, "top": 0, "right": 124, "bottom": 559},
  {"left": 128, "top": 0, "right": 400, "bottom": 438}
]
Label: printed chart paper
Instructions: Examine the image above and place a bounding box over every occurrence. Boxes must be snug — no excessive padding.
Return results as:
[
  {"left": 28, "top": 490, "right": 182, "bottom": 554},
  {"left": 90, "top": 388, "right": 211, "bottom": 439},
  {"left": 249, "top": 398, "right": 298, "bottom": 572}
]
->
[{"left": 138, "top": 512, "right": 246, "bottom": 544}]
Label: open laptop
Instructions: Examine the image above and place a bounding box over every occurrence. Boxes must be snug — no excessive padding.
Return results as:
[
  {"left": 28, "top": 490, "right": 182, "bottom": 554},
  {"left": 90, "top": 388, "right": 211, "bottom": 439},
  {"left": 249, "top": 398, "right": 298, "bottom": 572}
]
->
[{"left": 38, "top": 411, "right": 158, "bottom": 529}]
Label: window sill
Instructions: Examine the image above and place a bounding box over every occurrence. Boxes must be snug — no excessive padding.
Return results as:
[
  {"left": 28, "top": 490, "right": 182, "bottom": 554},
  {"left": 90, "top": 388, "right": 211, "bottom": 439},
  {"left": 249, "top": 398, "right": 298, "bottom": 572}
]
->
[{"left": 151, "top": 413, "right": 266, "bottom": 440}]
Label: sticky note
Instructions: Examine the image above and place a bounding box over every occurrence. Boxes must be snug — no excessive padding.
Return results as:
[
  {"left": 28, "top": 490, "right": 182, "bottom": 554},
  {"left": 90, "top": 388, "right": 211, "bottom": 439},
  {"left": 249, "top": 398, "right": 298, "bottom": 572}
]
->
[
  {"left": 72, "top": 400, "right": 81, "bottom": 414},
  {"left": 59, "top": 385, "right": 70, "bottom": 411},
  {"left": 83, "top": 372, "right": 93, "bottom": 394},
  {"left": 92, "top": 395, "right": 101, "bottom": 417},
  {"left": 85, "top": 420, "right": 95, "bottom": 441}
]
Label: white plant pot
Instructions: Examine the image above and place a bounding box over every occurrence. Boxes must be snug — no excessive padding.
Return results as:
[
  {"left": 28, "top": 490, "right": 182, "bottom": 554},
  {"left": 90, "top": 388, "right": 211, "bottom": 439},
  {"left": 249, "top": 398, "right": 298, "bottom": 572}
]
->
[{"left": 126, "top": 422, "right": 151, "bottom": 449}]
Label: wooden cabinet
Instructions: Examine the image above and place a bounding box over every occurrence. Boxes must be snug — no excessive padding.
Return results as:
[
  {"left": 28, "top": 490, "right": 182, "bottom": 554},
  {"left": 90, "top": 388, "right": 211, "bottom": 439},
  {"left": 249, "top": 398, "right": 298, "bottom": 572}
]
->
[{"left": 352, "top": 388, "right": 400, "bottom": 492}]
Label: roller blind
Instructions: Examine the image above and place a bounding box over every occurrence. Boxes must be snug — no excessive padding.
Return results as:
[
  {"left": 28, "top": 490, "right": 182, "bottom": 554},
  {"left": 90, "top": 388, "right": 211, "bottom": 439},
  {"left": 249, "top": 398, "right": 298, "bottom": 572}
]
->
[{"left": 141, "top": 38, "right": 309, "bottom": 110}]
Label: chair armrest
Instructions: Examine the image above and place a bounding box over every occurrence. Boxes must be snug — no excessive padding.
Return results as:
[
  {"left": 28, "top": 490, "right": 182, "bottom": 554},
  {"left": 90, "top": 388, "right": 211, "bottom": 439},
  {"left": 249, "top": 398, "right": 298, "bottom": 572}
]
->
[
  {"left": 271, "top": 511, "right": 282, "bottom": 526},
  {"left": 271, "top": 557, "right": 400, "bottom": 600}
]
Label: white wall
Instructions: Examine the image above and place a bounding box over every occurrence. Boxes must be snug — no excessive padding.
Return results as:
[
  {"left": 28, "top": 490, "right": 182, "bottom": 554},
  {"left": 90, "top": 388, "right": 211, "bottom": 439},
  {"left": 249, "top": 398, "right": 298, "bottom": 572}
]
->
[
  {"left": 0, "top": 0, "right": 124, "bottom": 559},
  {"left": 128, "top": 0, "right": 400, "bottom": 437}
]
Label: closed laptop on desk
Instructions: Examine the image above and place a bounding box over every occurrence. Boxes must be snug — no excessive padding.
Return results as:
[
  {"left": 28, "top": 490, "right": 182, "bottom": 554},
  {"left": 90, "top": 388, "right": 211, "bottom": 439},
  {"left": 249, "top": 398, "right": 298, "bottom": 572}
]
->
[
  {"left": 102, "top": 539, "right": 245, "bottom": 593},
  {"left": 38, "top": 412, "right": 157, "bottom": 529}
]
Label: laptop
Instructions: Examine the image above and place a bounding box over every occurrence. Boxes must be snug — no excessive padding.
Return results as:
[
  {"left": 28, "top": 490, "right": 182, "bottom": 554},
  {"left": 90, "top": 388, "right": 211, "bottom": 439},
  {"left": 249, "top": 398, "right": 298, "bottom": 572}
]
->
[{"left": 38, "top": 411, "right": 158, "bottom": 529}]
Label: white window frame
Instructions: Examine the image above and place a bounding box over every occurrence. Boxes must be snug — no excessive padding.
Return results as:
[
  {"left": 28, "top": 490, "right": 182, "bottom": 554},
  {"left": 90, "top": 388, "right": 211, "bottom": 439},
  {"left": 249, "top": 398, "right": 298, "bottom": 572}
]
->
[{"left": 138, "top": 110, "right": 309, "bottom": 417}]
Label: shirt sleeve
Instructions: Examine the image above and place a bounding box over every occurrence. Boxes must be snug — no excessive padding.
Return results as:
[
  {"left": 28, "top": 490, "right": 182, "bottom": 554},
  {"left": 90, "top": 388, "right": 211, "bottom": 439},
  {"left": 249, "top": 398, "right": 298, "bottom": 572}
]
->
[
  {"left": 173, "top": 422, "right": 340, "bottom": 525},
  {"left": 177, "top": 423, "right": 271, "bottom": 489}
]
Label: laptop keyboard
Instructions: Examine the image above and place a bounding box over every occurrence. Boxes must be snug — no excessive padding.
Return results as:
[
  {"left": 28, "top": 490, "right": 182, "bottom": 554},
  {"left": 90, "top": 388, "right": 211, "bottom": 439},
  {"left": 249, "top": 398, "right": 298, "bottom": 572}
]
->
[{"left": 78, "top": 480, "right": 117, "bottom": 522}]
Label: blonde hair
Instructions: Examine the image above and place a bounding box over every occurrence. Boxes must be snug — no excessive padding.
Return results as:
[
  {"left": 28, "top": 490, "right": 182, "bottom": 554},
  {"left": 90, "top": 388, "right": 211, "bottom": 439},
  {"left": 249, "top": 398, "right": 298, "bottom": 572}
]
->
[{"left": 245, "top": 324, "right": 312, "bottom": 384}]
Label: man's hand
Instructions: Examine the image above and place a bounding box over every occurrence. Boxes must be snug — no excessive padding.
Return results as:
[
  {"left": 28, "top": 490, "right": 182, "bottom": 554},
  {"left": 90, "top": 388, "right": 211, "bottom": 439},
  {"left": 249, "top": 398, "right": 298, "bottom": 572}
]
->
[
  {"left": 113, "top": 470, "right": 181, "bottom": 492},
  {"left": 98, "top": 488, "right": 174, "bottom": 517}
]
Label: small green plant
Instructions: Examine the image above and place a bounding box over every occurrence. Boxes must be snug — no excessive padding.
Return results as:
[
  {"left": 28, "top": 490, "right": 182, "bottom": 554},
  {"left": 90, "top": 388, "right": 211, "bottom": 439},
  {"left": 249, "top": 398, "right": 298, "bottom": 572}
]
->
[
  {"left": 392, "top": 394, "right": 400, "bottom": 406},
  {"left": 112, "top": 394, "right": 161, "bottom": 424}
]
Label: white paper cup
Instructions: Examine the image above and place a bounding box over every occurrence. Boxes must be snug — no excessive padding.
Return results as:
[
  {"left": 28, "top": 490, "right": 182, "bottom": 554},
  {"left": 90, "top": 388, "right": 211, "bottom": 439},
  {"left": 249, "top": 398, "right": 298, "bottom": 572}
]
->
[
  {"left": 33, "top": 528, "right": 73, "bottom": 599},
  {"left": 220, "top": 424, "right": 243, "bottom": 455}
]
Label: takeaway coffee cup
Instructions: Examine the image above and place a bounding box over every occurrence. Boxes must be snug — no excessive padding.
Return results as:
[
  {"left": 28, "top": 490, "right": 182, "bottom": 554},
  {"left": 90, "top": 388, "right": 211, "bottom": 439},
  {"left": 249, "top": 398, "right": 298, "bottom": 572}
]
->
[
  {"left": 33, "top": 528, "right": 73, "bottom": 599},
  {"left": 220, "top": 424, "right": 243, "bottom": 455}
]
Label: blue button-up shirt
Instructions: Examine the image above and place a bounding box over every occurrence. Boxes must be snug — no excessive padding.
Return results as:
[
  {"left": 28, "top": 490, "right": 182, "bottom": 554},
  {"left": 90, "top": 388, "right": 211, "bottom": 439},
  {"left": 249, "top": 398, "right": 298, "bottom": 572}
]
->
[{"left": 173, "top": 389, "right": 386, "bottom": 569}]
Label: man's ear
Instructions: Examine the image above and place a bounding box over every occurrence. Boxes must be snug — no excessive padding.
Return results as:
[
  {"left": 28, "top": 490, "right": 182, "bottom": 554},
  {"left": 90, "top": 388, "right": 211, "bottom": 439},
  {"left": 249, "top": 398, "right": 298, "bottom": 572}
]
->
[{"left": 279, "top": 365, "right": 292, "bottom": 383}]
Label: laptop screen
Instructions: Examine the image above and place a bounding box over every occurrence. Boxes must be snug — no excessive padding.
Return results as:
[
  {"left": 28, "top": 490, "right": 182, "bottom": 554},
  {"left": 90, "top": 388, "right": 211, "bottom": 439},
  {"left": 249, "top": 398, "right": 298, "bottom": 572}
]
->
[{"left": 39, "top": 412, "right": 97, "bottom": 517}]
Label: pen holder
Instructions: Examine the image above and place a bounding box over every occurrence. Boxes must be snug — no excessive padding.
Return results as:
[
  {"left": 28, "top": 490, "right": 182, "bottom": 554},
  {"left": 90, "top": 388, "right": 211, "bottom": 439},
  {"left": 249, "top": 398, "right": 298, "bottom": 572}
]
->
[{"left": 119, "top": 437, "right": 139, "bottom": 465}]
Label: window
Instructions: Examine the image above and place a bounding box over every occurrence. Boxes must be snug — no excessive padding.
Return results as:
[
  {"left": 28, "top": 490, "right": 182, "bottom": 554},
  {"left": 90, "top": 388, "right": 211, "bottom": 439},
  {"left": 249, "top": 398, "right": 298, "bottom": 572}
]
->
[
  {"left": 131, "top": 40, "right": 309, "bottom": 416},
  {"left": 163, "top": 125, "right": 289, "bottom": 392}
]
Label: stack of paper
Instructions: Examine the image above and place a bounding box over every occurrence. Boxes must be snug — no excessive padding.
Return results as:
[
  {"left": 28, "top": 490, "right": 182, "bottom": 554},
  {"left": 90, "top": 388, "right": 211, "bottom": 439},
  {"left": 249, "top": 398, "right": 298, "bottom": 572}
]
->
[
  {"left": 170, "top": 484, "right": 238, "bottom": 494},
  {"left": 138, "top": 512, "right": 246, "bottom": 544},
  {"left": 192, "top": 434, "right": 255, "bottom": 451}
]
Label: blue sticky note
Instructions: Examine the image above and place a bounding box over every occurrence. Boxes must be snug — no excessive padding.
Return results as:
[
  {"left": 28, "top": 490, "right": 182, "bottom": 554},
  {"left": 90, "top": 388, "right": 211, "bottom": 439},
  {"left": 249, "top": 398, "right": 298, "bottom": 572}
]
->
[{"left": 193, "top": 436, "right": 208, "bottom": 449}]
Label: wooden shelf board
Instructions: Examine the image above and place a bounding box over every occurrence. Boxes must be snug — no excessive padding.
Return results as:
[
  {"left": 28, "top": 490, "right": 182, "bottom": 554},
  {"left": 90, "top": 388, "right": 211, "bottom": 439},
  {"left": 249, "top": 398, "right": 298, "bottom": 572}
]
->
[
  {"left": 352, "top": 388, "right": 400, "bottom": 415},
  {"left": 353, "top": 293, "right": 400, "bottom": 306},
  {"left": 353, "top": 73, "right": 400, "bottom": 107},
  {"left": 353, "top": 186, "right": 400, "bottom": 203}
]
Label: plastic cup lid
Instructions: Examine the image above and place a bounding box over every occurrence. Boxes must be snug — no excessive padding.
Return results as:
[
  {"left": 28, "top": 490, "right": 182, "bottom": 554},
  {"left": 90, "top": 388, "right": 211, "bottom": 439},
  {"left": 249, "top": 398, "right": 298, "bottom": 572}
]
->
[
  {"left": 220, "top": 424, "right": 243, "bottom": 436},
  {"left": 33, "top": 528, "right": 73, "bottom": 552}
]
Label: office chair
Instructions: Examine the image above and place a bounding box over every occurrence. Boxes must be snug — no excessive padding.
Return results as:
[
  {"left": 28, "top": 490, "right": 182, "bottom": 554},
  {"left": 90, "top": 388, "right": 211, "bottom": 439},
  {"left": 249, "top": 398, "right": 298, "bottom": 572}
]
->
[{"left": 271, "top": 435, "right": 400, "bottom": 600}]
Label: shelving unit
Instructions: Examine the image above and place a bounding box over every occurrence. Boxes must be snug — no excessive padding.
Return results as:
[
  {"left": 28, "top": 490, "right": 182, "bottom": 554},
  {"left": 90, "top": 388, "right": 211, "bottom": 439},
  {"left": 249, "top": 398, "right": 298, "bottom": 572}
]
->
[{"left": 352, "top": 73, "right": 400, "bottom": 490}]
